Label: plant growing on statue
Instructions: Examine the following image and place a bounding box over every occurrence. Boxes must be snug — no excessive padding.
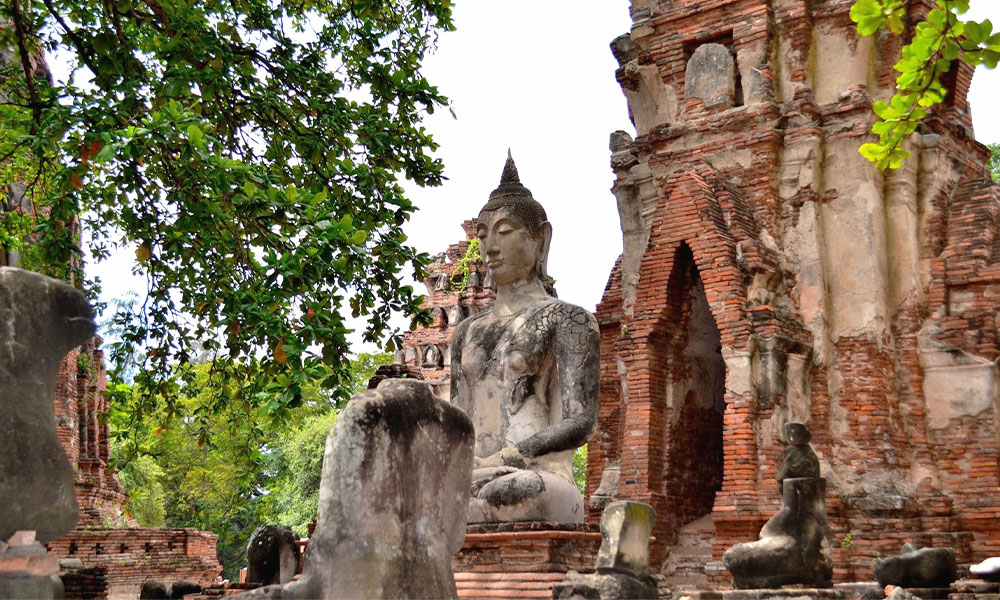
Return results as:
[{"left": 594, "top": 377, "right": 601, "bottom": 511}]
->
[{"left": 851, "top": 0, "right": 1000, "bottom": 169}]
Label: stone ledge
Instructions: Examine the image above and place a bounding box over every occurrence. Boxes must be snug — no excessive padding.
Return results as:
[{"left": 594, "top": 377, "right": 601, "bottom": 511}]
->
[{"left": 454, "top": 524, "right": 601, "bottom": 574}]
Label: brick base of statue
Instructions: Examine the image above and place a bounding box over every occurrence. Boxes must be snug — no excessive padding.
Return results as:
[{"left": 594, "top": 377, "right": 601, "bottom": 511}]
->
[
  {"left": 452, "top": 523, "right": 601, "bottom": 599},
  {"left": 951, "top": 578, "right": 1000, "bottom": 599}
]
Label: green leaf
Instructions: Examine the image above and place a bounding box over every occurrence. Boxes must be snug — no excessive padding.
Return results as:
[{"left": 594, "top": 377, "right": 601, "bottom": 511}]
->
[{"left": 186, "top": 124, "right": 204, "bottom": 148}]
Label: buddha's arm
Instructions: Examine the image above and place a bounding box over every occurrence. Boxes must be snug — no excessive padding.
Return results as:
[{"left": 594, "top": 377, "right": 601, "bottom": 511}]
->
[{"left": 515, "top": 304, "right": 600, "bottom": 459}]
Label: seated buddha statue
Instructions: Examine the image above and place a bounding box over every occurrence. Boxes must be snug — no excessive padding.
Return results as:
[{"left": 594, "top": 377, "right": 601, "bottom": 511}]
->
[{"left": 450, "top": 152, "right": 600, "bottom": 524}]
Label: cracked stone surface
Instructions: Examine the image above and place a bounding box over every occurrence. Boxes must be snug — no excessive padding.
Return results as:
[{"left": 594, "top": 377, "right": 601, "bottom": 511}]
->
[{"left": 0, "top": 267, "right": 95, "bottom": 543}]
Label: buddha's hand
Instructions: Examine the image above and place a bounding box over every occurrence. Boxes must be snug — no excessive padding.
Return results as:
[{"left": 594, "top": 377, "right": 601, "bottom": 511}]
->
[{"left": 473, "top": 444, "right": 529, "bottom": 470}]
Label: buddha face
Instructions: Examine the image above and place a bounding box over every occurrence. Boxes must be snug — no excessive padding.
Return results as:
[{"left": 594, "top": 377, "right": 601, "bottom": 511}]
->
[{"left": 476, "top": 207, "right": 545, "bottom": 287}]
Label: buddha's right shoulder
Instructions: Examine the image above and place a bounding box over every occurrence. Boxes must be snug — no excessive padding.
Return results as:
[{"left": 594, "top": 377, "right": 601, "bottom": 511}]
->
[{"left": 452, "top": 309, "right": 489, "bottom": 343}]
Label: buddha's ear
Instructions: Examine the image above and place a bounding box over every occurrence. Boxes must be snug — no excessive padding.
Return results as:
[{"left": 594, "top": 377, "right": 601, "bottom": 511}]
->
[{"left": 536, "top": 221, "right": 552, "bottom": 278}]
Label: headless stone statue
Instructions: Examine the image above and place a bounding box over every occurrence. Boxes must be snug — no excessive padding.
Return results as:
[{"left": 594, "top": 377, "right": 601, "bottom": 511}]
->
[
  {"left": 241, "top": 379, "right": 474, "bottom": 599},
  {"left": 246, "top": 525, "right": 300, "bottom": 586},
  {"left": 0, "top": 267, "right": 95, "bottom": 544},
  {"left": 450, "top": 152, "right": 600, "bottom": 524},
  {"left": 722, "top": 422, "right": 833, "bottom": 589}
]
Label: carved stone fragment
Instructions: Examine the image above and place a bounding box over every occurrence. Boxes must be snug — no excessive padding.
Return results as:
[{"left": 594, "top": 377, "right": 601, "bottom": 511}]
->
[
  {"left": 246, "top": 525, "right": 299, "bottom": 586},
  {"left": 552, "top": 501, "right": 658, "bottom": 599},
  {"left": 874, "top": 546, "right": 957, "bottom": 589},
  {"left": 685, "top": 43, "right": 735, "bottom": 108}
]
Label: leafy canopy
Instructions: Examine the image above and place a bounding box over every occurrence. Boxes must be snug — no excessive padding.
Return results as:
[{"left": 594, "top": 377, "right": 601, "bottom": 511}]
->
[
  {"left": 850, "top": 0, "right": 999, "bottom": 169},
  {"left": 1, "top": 0, "right": 452, "bottom": 423}
]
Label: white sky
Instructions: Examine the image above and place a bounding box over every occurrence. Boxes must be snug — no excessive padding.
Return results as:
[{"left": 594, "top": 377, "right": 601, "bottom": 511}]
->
[{"left": 89, "top": 1, "right": 1000, "bottom": 352}]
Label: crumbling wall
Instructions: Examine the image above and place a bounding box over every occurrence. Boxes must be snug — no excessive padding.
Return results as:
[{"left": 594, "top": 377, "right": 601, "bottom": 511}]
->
[{"left": 591, "top": 0, "right": 999, "bottom": 583}]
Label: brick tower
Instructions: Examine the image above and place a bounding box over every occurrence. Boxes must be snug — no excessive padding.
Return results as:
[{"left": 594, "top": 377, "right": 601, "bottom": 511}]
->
[{"left": 588, "top": 0, "right": 1000, "bottom": 585}]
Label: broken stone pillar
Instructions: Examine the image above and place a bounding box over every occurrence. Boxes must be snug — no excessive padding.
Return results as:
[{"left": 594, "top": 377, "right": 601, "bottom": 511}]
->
[
  {"left": 722, "top": 422, "right": 833, "bottom": 589},
  {"left": 0, "top": 267, "right": 95, "bottom": 544},
  {"left": 241, "top": 378, "right": 474, "bottom": 599},
  {"left": 246, "top": 525, "right": 299, "bottom": 586},
  {"left": 552, "top": 501, "right": 658, "bottom": 599}
]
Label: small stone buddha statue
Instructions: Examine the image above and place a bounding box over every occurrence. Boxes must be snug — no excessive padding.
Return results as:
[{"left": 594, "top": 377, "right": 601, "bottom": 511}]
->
[{"left": 450, "top": 152, "right": 600, "bottom": 524}]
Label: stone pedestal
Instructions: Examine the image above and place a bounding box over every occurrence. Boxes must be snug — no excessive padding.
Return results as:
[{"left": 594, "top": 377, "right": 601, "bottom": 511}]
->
[
  {"left": 0, "top": 531, "right": 64, "bottom": 599},
  {"left": 452, "top": 523, "right": 601, "bottom": 599}
]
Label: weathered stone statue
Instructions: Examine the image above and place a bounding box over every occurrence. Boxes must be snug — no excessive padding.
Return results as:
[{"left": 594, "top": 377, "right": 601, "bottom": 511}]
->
[
  {"left": 242, "top": 379, "right": 474, "bottom": 599},
  {"left": 723, "top": 422, "right": 833, "bottom": 589},
  {"left": 450, "top": 153, "right": 600, "bottom": 524},
  {"left": 0, "top": 267, "right": 95, "bottom": 544},
  {"left": 875, "top": 544, "right": 957, "bottom": 589},
  {"left": 246, "top": 525, "right": 300, "bottom": 585}
]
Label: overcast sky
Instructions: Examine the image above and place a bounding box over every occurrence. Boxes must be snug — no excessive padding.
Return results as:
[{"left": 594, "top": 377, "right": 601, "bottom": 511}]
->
[{"left": 90, "top": 1, "right": 1000, "bottom": 352}]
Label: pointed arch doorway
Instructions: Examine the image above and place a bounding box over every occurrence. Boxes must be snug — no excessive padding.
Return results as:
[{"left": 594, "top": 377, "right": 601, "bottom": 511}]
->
[{"left": 659, "top": 243, "right": 726, "bottom": 577}]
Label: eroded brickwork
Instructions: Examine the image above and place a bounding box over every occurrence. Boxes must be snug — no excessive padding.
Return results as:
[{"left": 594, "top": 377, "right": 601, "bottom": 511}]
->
[
  {"left": 50, "top": 339, "right": 223, "bottom": 594},
  {"left": 48, "top": 528, "right": 221, "bottom": 599},
  {"left": 395, "top": 219, "right": 496, "bottom": 399},
  {"left": 590, "top": 0, "right": 1000, "bottom": 584},
  {"left": 54, "top": 338, "right": 131, "bottom": 526}
]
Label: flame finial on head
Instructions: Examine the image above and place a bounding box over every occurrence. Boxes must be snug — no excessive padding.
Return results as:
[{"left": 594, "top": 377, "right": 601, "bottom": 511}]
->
[
  {"left": 480, "top": 150, "right": 547, "bottom": 234},
  {"left": 489, "top": 149, "right": 532, "bottom": 202}
]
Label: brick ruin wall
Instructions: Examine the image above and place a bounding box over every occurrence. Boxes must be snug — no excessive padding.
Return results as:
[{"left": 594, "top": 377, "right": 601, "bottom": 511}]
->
[
  {"left": 395, "top": 219, "right": 496, "bottom": 399},
  {"left": 587, "top": 0, "right": 1000, "bottom": 584},
  {"left": 50, "top": 341, "right": 222, "bottom": 597}
]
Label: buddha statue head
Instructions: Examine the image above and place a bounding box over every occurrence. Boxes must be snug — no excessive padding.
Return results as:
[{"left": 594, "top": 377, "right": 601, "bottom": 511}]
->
[{"left": 477, "top": 152, "right": 554, "bottom": 294}]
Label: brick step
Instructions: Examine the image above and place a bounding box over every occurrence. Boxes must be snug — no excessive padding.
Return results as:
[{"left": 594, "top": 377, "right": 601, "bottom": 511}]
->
[
  {"left": 455, "top": 571, "right": 566, "bottom": 600},
  {"left": 661, "top": 574, "right": 708, "bottom": 588}
]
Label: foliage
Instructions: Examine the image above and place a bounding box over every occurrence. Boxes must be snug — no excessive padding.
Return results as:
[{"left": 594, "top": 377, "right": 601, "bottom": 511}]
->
[
  {"left": 116, "top": 455, "right": 167, "bottom": 527},
  {"left": 851, "top": 0, "right": 1000, "bottom": 169},
  {"left": 1, "top": 0, "right": 453, "bottom": 433},
  {"left": 573, "top": 444, "right": 587, "bottom": 495},
  {"left": 449, "top": 239, "right": 481, "bottom": 293},
  {"left": 109, "top": 352, "right": 386, "bottom": 578},
  {"left": 987, "top": 143, "right": 1000, "bottom": 181},
  {"left": 259, "top": 410, "right": 338, "bottom": 537}
]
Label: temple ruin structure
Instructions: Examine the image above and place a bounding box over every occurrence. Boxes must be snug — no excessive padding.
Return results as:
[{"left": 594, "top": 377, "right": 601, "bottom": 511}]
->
[{"left": 587, "top": 0, "right": 1000, "bottom": 587}]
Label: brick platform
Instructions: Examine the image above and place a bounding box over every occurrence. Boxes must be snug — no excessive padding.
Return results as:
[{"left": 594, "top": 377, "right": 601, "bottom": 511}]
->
[
  {"left": 455, "top": 572, "right": 567, "bottom": 599},
  {"left": 452, "top": 523, "right": 602, "bottom": 600},
  {"left": 950, "top": 578, "right": 1000, "bottom": 600}
]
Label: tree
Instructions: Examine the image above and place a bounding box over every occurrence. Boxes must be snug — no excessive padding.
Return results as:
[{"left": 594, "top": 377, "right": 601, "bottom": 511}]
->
[
  {"left": 1, "top": 0, "right": 451, "bottom": 429},
  {"left": 850, "top": 0, "right": 999, "bottom": 168},
  {"left": 987, "top": 142, "right": 1000, "bottom": 180}
]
